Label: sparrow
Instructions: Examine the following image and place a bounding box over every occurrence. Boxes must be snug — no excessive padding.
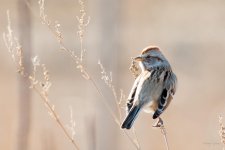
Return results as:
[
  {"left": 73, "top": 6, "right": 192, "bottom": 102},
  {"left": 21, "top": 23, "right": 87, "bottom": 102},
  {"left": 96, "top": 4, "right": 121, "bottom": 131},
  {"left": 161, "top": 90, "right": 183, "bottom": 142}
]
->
[{"left": 121, "top": 46, "right": 177, "bottom": 129}]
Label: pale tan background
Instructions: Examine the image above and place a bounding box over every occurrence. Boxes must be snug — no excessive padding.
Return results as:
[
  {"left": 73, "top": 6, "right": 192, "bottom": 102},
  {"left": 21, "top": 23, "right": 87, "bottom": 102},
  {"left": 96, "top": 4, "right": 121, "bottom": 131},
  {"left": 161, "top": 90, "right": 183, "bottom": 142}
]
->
[{"left": 1, "top": 0, "right": 225, "bottom": 150}]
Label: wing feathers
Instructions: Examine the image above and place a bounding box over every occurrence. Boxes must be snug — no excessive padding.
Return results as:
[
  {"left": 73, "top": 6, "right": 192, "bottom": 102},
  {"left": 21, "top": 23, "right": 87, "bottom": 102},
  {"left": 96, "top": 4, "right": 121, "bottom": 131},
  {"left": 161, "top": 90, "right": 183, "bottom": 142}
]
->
[
  {"left": 153, "top": 71, "right": 177, "bottom": 119},
  {"left": 126, "top": 75, "right": 141, "bottom": 112}
]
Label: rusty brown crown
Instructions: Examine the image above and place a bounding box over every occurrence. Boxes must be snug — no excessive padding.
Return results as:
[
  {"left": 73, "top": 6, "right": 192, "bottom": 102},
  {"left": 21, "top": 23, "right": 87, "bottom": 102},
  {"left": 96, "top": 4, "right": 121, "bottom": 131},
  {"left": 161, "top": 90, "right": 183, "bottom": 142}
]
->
[{"left": 141, "top": 46, "right": 160, "bottom": 54}]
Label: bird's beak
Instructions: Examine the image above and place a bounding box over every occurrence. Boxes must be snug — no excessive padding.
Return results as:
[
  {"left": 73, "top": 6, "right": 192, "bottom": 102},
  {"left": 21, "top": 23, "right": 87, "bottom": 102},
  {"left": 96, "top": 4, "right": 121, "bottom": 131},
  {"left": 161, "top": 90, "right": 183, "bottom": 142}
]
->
[{"left": 134, "top": 56, "right": 144, "bottom": 62}]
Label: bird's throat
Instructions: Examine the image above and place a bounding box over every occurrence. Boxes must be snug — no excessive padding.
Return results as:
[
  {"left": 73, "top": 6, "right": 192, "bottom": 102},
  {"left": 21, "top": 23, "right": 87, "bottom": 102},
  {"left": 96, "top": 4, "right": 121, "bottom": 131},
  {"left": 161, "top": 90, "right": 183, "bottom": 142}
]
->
[{"left": 139, "top": 62, "right": 146, "bottom": 72}]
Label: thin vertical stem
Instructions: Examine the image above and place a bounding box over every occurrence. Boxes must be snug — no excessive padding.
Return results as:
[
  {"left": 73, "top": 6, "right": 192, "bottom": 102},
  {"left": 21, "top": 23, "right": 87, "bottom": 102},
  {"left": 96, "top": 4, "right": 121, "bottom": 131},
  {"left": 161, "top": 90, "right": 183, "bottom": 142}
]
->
[
  {"left": 161, "top": 126, "right": 169, "bottom": 150},
  {"left": 33, "top": 87, "right": 80, "bottom": 150}
]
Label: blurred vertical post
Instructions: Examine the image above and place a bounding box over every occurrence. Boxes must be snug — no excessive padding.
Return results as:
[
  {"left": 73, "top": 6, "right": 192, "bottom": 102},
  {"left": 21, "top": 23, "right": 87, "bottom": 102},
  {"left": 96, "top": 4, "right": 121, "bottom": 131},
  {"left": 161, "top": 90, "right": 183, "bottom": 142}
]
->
[
  {"left": 88, "top": 0, "right": 121, "bottom": 149},
  {"left": 16, "top": 0, "right": 32, "bottom": 150}
]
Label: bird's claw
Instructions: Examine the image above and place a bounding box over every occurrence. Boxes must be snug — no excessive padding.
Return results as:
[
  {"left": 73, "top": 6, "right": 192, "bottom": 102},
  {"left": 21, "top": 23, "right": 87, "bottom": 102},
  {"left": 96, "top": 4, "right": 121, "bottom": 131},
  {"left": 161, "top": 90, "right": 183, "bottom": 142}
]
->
[{"left": 152, "top": 117, "right": 164, "bottom": 128}]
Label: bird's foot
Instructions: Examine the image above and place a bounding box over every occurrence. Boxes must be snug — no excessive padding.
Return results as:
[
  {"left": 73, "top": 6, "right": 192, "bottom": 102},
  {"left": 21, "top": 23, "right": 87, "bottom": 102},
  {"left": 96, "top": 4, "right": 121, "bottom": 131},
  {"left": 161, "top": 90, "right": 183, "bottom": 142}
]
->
[{"left": 152, "top": 117, "right": 164, "bottom": 128}]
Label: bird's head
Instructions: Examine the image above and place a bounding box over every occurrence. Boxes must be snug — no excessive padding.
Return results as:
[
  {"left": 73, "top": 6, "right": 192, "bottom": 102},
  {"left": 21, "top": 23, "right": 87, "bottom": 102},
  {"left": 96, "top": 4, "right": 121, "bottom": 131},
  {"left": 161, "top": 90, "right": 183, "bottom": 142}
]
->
[{"left": 134, "top": 46, "right": 170, "bottom": 71}]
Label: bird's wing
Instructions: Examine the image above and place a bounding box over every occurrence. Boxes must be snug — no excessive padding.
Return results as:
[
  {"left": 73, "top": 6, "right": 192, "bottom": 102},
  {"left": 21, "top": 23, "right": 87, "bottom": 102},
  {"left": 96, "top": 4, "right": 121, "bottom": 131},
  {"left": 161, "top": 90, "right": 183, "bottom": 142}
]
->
[
  {"left": 153, "top": 72, "right": 177, "bottom": 119},
  {"left": 126, "top": 75, "right": 142, "bottom": 113}
]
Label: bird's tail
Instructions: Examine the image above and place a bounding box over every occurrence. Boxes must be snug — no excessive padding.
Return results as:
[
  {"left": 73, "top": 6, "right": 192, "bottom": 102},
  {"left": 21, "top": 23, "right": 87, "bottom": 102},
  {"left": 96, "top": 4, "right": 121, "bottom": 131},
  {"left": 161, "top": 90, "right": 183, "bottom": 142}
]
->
[{"left": 121, "top": 105, "right": 141, "bottom": 129}]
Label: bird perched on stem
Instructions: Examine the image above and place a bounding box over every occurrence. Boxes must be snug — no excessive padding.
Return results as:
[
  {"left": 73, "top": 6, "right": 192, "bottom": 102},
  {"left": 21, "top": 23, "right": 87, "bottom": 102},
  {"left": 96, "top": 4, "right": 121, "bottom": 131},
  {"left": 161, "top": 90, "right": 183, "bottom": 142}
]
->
[{"left": 121, "top": 46, "right": 177, "bottom": 129}]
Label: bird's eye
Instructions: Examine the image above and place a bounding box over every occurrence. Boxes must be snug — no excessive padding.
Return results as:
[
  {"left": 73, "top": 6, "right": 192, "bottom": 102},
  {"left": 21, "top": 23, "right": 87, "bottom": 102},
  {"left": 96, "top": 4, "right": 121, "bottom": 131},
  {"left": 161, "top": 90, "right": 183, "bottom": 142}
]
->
[{"left": 146, "top": 55, "right": 151, "bottom": 59}]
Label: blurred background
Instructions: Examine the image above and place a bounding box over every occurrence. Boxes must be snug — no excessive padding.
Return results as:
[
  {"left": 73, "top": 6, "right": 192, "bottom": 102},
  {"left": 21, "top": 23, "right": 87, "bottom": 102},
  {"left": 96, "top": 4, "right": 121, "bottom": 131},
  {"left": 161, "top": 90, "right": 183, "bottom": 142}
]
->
[{"left": 1, "top": 0, "right": 225, "bottom": 150}]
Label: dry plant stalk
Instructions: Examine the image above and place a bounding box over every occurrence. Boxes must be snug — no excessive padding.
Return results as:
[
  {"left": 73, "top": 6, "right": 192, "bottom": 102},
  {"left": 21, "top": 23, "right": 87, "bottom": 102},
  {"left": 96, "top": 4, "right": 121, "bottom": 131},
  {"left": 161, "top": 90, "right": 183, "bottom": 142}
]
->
[
  {"left": 3, "top": 10, "right": 25, "bottom": 76},
  {"left": 152, "top": 118, "right": 169, "bottom": 150},
  {"left": 38, "top": 0, "right": 141, "bottom": 149},
  {"left": 3, "top": 12, "right": 80, "bottom": 150},
  {"left": 38, "top": 0, "right": 63, "bottom": 43},
  {"left": 160, "top": 123, "right": 169, "bottom": 150},
  {"left": 160, "top": 125, "right": 169, "bottom": 150},
  {"left": 98, "top": 60, "right": 141, "bottom": 149},
  {"left": 219, "top": 115, "right": 225, "bottom": 150},
  {"left": 38, "top": 0, "right": 90, "bottom": 80},
  {"left": 67, "top": 107, "right": 77, "bottom": 141},
  {"left": 29, "top": 57, "right": 79, "bottom": 150},
  {"left": 98, "top": 61, "right": 120, "bottom": 119},
  {"left": 76, "top": 0, "right": 90, "bottom": 62}
]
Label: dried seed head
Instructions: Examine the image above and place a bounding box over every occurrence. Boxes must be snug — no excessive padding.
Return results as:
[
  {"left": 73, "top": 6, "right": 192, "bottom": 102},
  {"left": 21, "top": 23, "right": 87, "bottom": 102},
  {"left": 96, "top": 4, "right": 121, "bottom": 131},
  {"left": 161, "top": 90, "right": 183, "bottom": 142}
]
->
[{"left": 129, "top": 58, "right": 139, "bottom": 78}]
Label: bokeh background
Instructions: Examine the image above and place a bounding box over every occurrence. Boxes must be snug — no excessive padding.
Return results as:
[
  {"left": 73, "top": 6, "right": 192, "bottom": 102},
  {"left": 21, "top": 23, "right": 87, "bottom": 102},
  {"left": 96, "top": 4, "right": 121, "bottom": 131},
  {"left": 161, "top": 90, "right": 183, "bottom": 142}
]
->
[{"left": 1, "top": 0, "right": 225, "bottom": 150}]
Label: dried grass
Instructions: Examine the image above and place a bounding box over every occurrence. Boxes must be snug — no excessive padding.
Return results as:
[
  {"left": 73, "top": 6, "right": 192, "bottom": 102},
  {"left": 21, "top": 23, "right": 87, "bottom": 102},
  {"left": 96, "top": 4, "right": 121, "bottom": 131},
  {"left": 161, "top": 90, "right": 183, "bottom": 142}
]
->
[
  {"left": 3, "top": 10, "right": 25, "bottom": 76},
  {"left": 3, "top": 11, "right": 80, "bottom": 150},
  {"left": 37, "top": 0, "right": 141, "bottom": 149},
  {"left": 219, "top": 115, "right": 225, "bottom": 150}
]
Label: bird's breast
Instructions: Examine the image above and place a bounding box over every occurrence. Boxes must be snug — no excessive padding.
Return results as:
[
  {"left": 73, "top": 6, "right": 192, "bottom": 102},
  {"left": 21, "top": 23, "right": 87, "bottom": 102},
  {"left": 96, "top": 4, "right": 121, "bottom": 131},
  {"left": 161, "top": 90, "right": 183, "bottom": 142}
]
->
[{"left": 143, "top": 99, "right": 158, "bottom": 114}]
